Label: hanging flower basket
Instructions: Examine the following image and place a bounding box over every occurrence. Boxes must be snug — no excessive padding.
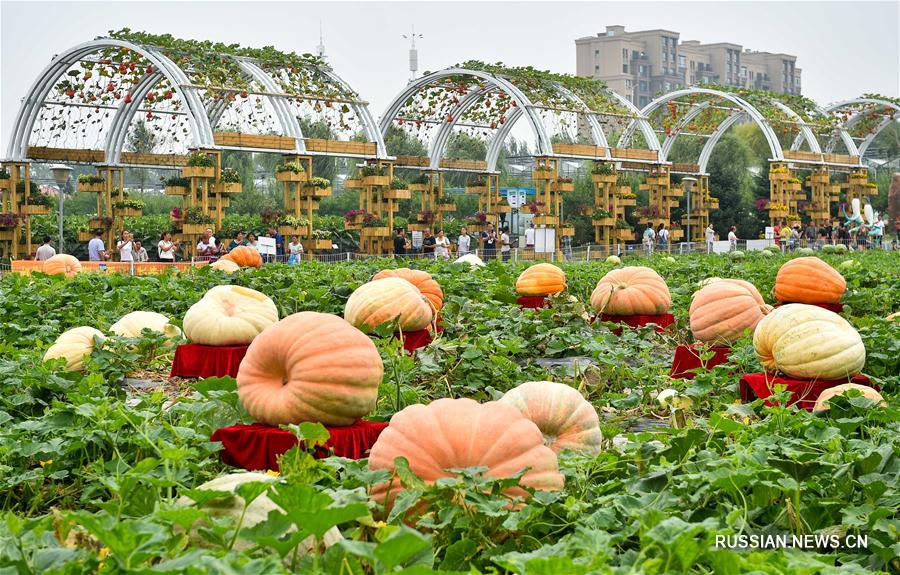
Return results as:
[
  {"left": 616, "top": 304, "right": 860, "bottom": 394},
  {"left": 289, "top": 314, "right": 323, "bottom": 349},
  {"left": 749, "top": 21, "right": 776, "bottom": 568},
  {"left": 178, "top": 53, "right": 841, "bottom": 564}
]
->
[
  {"left": 465, "top": 185, "right": 488, "bottom": 194},
  {"left": 279, "top": 225, "right": 307, "bottom": 237},
  {"left": 89, "top": 216, "right": 114, "bottom": 229},
  {"left": 560, "top": 226, "right": 576, "bottom": 237},
  {"left": 360, "top": 226, "right": 390, "bottom": 237}
]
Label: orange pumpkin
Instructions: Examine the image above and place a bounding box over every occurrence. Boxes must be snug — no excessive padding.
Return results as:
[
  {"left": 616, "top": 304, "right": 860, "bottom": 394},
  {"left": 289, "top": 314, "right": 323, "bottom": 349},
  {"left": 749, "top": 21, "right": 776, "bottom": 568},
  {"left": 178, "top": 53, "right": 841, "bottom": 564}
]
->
[
  {"left": 590, "top": 266, "right": 671, "bottom": 315},
  {"left": 368, "top": 398, "right": 564, "bottom": 509},
  {"left": 515, "top": 263, "right": 566, "bottom": 296},
  {"left": 372, "top": 268, "right": 444, "bottom": 312},
  {"left": 223, "top": 246, "right": 262, "bottom": 268},
  {"left": 499, "top": 381, "right": 601, "bottom": 455},
  {"left": 773, "top": 257, "right": 845, "bottom": 304},
  {"left": 690, "top": 279, "right": 771, "bottom": 345},
  {"left": 42, "top": 254, "right": 81, "bottom": 277},
  {"left": 237, "top": 312, "right": 383, "bottom": 426},
  {"left": 344, "top": 277, "right": 433, "bottom": 331}
]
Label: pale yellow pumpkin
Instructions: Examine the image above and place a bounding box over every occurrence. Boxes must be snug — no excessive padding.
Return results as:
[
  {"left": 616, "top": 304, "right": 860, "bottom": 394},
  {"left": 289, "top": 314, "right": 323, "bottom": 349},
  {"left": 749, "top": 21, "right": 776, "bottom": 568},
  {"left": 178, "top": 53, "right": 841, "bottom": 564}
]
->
[
  {"left": 43, "top": 326, "right": 105, "bottom": 371},
  {"left": 109, "top": 311, "right": 182, "bottom": 339},
  {"left": 183, "top": 285, "right": 279, "bottom": 346},
  {"left": 210, "top": 259, "right": 240, "bottom": 274},
  {"left": 344, "top": 277, "right": 433, "bottom": 331},
  {"left": 813, "top": 384, "right": 885, "bottom": 412},
  {"left": 753, "top": 304, "right": 865, "bottom": 380}
]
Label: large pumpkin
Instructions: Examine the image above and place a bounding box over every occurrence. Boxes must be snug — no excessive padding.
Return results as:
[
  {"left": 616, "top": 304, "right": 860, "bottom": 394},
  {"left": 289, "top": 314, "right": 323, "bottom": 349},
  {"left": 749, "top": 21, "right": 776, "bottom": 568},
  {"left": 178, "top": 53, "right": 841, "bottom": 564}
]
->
[
  {"left": 109, "top": 311, "right": 183, "bottom": 339},
  {"left": 753, "top": 304, "right": 865, "bottom": 380},
  {"left": 222, "top": 246, "right": 262, "bottom": 268},
  {"left": 210, "top": 259, "right": 240, "bottom": 274},
  {"left": 369, "top": 398, "right": 563, "bottom": 508},
  {"left": 237, "top": 312, "right": 383, "bottom": 426},
  {"left": 690, "top": 279, "right": 771, "bottom": 345},
  {"left": 43, "top": 326, "right": 105, "bottom": 371},
  {"left": 176, "top": 472, "right": 342, "bottom": 554},
  {"left": 372, "top": 268, "right": 444, "bottom": 312},
  {"left": 183, "top": 285, "right": 278, "bottom": 346},
  {"left": 590, "top": 266, "right": 671, "bottom": 315},
  {"left": 344, "top": 277, "right": 433, "bottom": 331},
  {"left": 41, "top": 254, "right": 81, "bottom": 277},
  {"left": 515, "top": 263, "right": 566, "bottom": 296},
  {"left": 813, "top": 384, "right": 886, "bottom": 412},
  {"left": 773, "top": 257, "right": 845, "bottom": 304},
  {"left": 499, "top": 381, "right": 601, "bottom": 455}
]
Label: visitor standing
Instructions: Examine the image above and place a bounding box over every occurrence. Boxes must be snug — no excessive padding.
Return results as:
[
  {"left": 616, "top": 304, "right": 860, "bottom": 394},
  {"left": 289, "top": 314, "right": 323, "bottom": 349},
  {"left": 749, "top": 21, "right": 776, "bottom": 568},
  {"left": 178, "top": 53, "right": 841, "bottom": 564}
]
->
[
  {"left": 657, "top": 223, "right": 669, "bottom": 251},
  {"left": 266, "top": 226, "right": 284, "bottom": 263},
  {"left": 457, "top": 227, "right": 471, "bottom": 256},
  {"left": 524, "top": 222, "right": 535, "bottom": 250},
  {"left": 500, "top": 227, "right": 511, "bottom": 262},
  {"left": 158, "top": 231, "right": 178, "bottom": 262},
  {"left": 837, "top": 222, "right": 851, "bottom": 247},
  {"left": 642, "top": 224, "right": 656, "bottom": 256},
  {"left": 288, "top": 235, "right": 304, "bottom": 264},
  {"left": 117, "top": 230, "right": 135, "bottom": 262},
  {"left": 422, "top": 229, "right": 436, "bottom": 258},
  {"left": 779, "top": 225, "right": 792, "bottom": 252},
  {"left": 804, "top": 222, "right": 817, "bottom": 248},
  {"left": 34, "top": 236, "right": 56, "bottom": 261},
  {"left": 727, "top": 226, "right": 738, "bottom": 251},
  {"left": 246, "top": 233, "right": 259, "bottom": 251},
  {"left": 88, "top": 230, "right": 108, "bottom": 261},
  {"left": 705, "top": 224, "right": 715, "bottom": 254},
  {"left": 393, "top": 228, "right": 409, "bottom": 256},
  {"left": 197, "top": 228, "right": 221, "bottom": 260},
  {"left": 133, "top": 240, "right": 149, "bottom": 262},
  {"left": 434, "top": 230, "right": 451, "bottom": 259},
  {"left": 788, "top": 225, "right": 800, "bottom": 250},
  {"left": 482, "top": 224, "right": 497, "bottom": 260},
  {"left": 227, "top": 231, "right": 247, "bottom": 252}
]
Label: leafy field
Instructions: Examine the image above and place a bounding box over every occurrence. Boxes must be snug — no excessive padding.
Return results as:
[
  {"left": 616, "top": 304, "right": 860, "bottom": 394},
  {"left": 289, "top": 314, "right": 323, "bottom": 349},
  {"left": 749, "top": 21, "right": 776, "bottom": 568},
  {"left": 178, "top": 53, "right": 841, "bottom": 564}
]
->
[{"left": 0, "top": 250, "right": 898, "bottom": 574}]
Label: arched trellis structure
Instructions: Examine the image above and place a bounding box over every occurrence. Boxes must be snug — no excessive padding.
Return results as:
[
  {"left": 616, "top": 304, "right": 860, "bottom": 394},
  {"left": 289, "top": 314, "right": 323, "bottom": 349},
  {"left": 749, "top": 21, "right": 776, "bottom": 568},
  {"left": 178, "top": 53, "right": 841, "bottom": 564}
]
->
[
  {"left": 820, "top": 98, "right": 900, "bottom": 159},
  {"left": 1, "top": 32, "right": 391, "bottom": 259}
]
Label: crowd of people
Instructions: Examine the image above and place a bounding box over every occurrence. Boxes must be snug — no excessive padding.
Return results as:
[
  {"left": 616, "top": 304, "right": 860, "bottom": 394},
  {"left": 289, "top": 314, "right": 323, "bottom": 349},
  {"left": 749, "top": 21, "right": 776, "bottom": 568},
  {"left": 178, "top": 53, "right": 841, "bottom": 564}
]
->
[{"left": 392, "top": 223, "right": 515, "bottom": 261}]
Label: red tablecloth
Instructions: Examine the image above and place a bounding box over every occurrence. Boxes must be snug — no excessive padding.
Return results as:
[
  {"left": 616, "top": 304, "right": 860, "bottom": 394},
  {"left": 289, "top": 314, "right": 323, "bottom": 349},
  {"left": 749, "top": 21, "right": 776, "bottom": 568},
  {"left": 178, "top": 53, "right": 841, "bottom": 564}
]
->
[
  {"left": 670, "top": 345, "right": 732, "bottom": 379},
  {"left": 739, "top": 372, "right": 874, "bottom": 411},
  {"left": 775, "top": 302, "right": 844, "bottom": 313},
  {"left": 593, "top": 313, "right": 675, "bottom": 335},
  {"left": 211, "top": 421, "right": 389, "bottom": 470},
  {"left": 393, "top": 329, "right": 432, "bottom": 353},
  {"left": 516, "top": 296, "right": 550, "bottom": 309},
  {"left": 170, "top": 344, "right": 249, "bottom": 379}
]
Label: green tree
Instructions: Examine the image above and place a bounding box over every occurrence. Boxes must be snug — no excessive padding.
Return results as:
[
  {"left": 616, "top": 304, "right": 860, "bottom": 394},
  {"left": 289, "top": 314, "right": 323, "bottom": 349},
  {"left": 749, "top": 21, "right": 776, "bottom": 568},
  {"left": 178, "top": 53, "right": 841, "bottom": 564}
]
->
[{"left": 706, "top": 132, "right": 759, "bottom": 238}]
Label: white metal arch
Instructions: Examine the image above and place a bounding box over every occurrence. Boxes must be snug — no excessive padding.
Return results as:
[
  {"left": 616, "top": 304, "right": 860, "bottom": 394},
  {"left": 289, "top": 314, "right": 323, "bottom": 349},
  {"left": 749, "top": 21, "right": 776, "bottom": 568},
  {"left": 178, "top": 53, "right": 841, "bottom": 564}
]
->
[
  {"left": 698, "top": 111, "right": 746, "bottom": 173},
  {"left": 619, "top": 88, "right": 784, "bottom": 164},
  {"left": 823, "top": 98, "right": 900, "bottom": 157}
]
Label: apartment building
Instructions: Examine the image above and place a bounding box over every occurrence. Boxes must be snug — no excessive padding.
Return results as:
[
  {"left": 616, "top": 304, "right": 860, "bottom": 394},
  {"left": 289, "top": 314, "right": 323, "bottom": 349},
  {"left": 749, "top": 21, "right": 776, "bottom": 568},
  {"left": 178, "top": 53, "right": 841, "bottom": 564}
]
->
[{"left": 575, "top": 26, "right": 802, "bottom": 106}]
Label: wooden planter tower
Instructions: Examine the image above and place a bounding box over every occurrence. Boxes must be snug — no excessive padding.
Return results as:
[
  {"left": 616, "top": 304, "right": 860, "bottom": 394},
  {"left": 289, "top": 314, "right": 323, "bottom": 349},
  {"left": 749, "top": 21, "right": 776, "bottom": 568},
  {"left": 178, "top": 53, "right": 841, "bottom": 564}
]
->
[
  {"left": 805, "top": 168, "right": 837, "bottom": 226},
  {"left": 767, "top": 161, "right": 805, "bottom": 227},
  {"left": 0, "top": 162, "right": 32, "bottom": 258},
  {"left": 638, "top": 164, "right": 683, "bottom": 243},
  {"left": 463, "top": 173, "right": 502, "bottom": 237},
  {"left": 276, "top": 155, "right": 332, "bottom": 255},
  {"left": 842, "top": 169, "right": 876, "bottom": 206},
  {"left": 590, "top": 163, "right": 631, "bottom": 245},
  {"left": 345, "top": 161, "right": 396, "bottom": 255},
  {"left": 680, "top": 175, "right": 718, "bottom": 241},
  {"left": 408, "top": 171, "right": 451, "bottom": 233}
]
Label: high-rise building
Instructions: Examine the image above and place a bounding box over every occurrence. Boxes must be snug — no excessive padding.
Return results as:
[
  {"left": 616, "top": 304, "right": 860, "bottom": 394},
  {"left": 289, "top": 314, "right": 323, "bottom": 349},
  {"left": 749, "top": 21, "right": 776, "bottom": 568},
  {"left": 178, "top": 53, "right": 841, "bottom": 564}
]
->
[{"left": 575, "top": 26, "right": 802, "bottom": 107}]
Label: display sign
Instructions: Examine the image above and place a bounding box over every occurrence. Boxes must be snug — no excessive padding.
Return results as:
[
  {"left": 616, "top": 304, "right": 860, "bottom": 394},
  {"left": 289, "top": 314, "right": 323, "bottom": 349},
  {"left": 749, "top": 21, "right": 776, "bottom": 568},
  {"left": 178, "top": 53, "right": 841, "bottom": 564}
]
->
[
  {"left": 506, "top": 189, "right": 528, "bottom": 208},
  {"left": 258, "top": 236, "right": 277, "bottom": 255},
  {"left": 411, "top": 231, "right": 423, "bottom": 249},
  {"left": 534, "top": 227, "right": 556, "bottom": 254}
]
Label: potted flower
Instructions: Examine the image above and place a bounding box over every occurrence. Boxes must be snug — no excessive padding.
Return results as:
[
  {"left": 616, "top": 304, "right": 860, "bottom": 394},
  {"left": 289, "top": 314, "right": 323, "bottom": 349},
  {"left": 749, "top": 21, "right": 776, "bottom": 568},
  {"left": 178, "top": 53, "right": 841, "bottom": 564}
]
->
[
  {"left": 217, "top": 167, "right": 243, "bottom": 194},
  {"left": 344, "top": 209, "right": 368, "bottom": 228},
  {"left": 89, "top": 215, "right": 115, "bottom": 230},
  {"left": 360, "top": 165, "right": 389, "bottom": 187},
  {"left": 113, "top": 198, "right": 145, "bottom": 218},
  {"left": 384, "top": 178, "right": 410, "bottom": 200},
  {"left": 344, "top": 172, "right": 363, "bottom": 189},
  {"left": 559, "top": 221, "right": 576, "bottom": 237},
  {"left": 555, "top": 176, "right": 575, "bottom": 192},
  {"left": 278, "top": 214, "right": 310, "bottom": 236},
  {"left": 592, "top": 208, "right": 614, "bottom": 226},
  {"left": 0, "top": 169, "right": 10, "bottom": 192},
  {"left": 164, "top": 175, "right": 190, "bottom": 196},
  {"left": 524, "top": 200, "right": 545, "bottom": 215},
  {"left": 408, "top": 173, "right": 430, "bottom": 192},
  {"left": 532, "top": 165, "right": 555, "bottom": 180},
  {"left": 305, "top": 229, "right": 333, "bottom": 251},
  {"left": 275, "top": 161, "right": 307, "bottom": 183},
  {"left": 22, "top": 190, "right": 52, "bottom": 215},
  {"left": 417, "top": 210, "right": 435, "bottom": 224},
  {"left": 0, "top": 212, "right": 21, "bottom": 229},
  {"left": 592, "top": 162, "right": 616, "bottom": 183},
  {"left": 360, "top": 214, "right": 389, "bottom": 236},
  {"left": 77, "top": 174, "right": 105, "bottom": 193},
  {"left": 465, "top": 176, "right": 487, "bottom": 193},
  {"left": 182, "top": 207, "right": 214, "bottom": 234},
  {"left": 304, "top": 176, "right": 332, "bottom": 198},
  {"left": 183, "top": 151, "right": 217, "bottom": 179},
  {"left": 438, "top": 195, "right": 456, "bottom": 211}
]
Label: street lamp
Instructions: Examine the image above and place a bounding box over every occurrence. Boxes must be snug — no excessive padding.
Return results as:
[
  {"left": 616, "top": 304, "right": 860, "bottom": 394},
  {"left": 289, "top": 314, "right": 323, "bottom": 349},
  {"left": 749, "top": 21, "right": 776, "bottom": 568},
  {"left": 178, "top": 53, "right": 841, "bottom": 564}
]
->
[
  {"left": 50, "top": 164, "right": 72, "bottom": 253},
  {"left": 682, "top": 177, "right": 698, "bottom": 252}
]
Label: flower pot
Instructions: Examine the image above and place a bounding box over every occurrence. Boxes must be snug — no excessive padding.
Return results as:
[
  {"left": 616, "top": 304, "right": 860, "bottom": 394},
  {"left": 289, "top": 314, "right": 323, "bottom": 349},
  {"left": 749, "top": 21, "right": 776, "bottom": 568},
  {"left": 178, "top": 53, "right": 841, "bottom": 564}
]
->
[
  {"left": 78, "top": 182, "right": 104, "bottom": 193},
  {"left": 362, "top": 175, "right": 390, "bottom": 187},
  {"left": 465, "top": 185, "right": 487, "bottom": 194},
  {"left": 619, "top": 198, "right": 637, "bottom": 207},
  {"left": 615, "top": 229, "right": 634, "bottom": 241},
  {"left": 383, "top": 188, "right": 411, "bottom": 200},
  {"left": 114, "top": 207, "right": 143, "bottom": 218},
  {"left": 183, "top": 166, "right": 216, "bottom": 179},
  {"left": 408, "top": 183, "right": 429, "bottom": 192},
  {"left": 304, "top": 186, "right": 333, "bottom": 198},
  {"left": 532, "top": 169, "right": 555, "bottom": 180},
  {"left": 164, "top": 185, "right": 189, "bottom": 196},
  {"left": 22, "top": 204, "right": 51, "bottom": 216},
  {"left": 279, "top": 226, "right": 308, "bottom": 237},
  {"left": 593, "top": 217, "right": 615, "bottom": 227},
  {"left": 560, "top": 226, "right": 575, "bottom": 237},
  {"left": 304, "top": 239, "right": 333, "bottom": 251},
  {"left": 276, "top": 171, "right": 307, "bottom": 183},
  {"left": 533, "top": 215, "right": 559, "bottom": 226},
  {"left": 554, "top": 182, "right": 575, "bottom": 192},
  {"left": 592, "top": 174, "right": 617, "bottom": 184},
  {"left": 360, "top": 226, "right": 390, "bottom": 237},
  {"left": 343, "top": 178, "right": 363, "bottom": 189},
  {"left": 216, "top": 182, "right": 243, "bottom": 194}
]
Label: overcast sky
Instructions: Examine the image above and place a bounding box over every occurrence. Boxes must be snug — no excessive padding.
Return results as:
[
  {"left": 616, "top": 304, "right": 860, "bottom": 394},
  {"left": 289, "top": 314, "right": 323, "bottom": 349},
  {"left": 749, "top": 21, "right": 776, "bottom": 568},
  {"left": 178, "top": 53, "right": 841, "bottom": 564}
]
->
[{"left": 2, "top": 0, "right": 898, "bottom": 149}]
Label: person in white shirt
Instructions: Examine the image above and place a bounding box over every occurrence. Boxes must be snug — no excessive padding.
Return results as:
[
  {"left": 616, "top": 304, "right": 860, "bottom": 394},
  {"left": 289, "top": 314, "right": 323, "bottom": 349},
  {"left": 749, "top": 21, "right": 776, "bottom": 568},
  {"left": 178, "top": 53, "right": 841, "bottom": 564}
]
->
[
  {"left": 157, "top": 231, "right": 178, "bottom": 262},
  {"left": 457, "top": 227, "right": 471, "bottom": 256},
  {"left": 116, "top": 230, "right": 134, "bottom": 262},
  {"left": 642, "top": 224, "right": 656, "bottom": 256},
  {"left": 34, "top": 236, "right": 56, "bottom": 261},
  {"left": 727, "top": 226, "right": 738, "bottom": 252},
  {"left": 88, "top": 230, "right": 107, "bottom": 261},
  {"left": 657, "top": 223, "right": 670, "bottom": 251},
  {"left": 246, "top": 233, "right": 259, "bottom": 251},
  {"left": 288, "top": 235, "right": 304, "bottom": 264},
  {"left": 524, "top": 223, "right": 535, "bottom": 249},
  {"left": 196, "top": 227, "right": 222, "bottom": 260},
  {"left": 500, "top": 227, "right": 512, "bottom": 262},
  {"left": 434, "top": 230, "right": 451, "bottom": 259},
  {"left": 705, "top": 224, "right": 715, "bottom": 254}
]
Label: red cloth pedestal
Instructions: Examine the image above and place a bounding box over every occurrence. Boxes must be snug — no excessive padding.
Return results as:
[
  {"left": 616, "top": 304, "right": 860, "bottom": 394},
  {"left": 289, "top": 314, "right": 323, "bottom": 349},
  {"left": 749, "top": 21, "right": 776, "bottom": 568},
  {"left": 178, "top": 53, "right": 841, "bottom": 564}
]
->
[
  {"left": 593, "top": 313, "right": 675, "bottom": 335},
  {"left": 739, "top": 373, "right": 875, "bottom": 411},
  {"left": 516, "top": 296, "right": 550, "bottom": 309},
  {"left": 670, "top": 345, "right": 732, "bottom": 379},
  {"left": 393, "top": 329, "right": 432, "bottom": 353},
  {"left": 435, "top": 313, "right": 444, "bottom": 334},
  {"left": 211, "top": 421, "right": 389, "bottom": 471},
  {"left": 776, "top": 302, "right": 844, "bottom": 313},
  {"left": 170, "top": 344, "right": 249, "bottom": 379}
]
